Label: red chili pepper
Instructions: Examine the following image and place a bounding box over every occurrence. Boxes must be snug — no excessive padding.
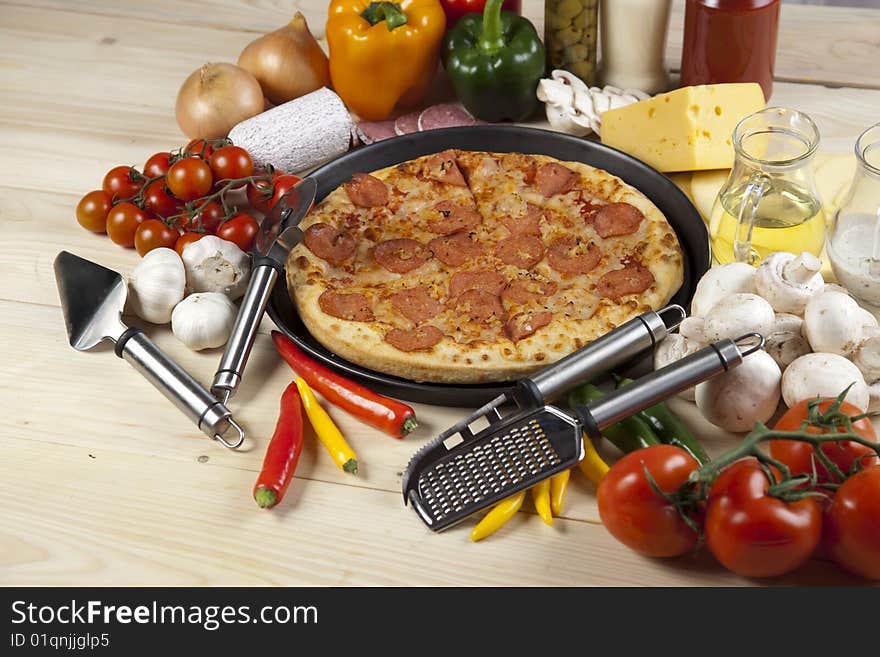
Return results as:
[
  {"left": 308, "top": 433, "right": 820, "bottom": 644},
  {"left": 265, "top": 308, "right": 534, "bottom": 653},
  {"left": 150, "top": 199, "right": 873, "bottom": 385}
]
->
[
  {"left": 271, "top": 330, "right": 418, "bottom": 438},
  {"left": 253, "top": 381, "right": 304, "bottom": 509}
]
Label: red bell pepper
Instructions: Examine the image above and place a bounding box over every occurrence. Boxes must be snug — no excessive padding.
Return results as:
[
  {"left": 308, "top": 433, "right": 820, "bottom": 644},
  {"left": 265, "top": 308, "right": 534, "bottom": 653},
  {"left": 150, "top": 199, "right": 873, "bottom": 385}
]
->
[{"left": 440, "top": 0, "right": 520, "bottom": 29}]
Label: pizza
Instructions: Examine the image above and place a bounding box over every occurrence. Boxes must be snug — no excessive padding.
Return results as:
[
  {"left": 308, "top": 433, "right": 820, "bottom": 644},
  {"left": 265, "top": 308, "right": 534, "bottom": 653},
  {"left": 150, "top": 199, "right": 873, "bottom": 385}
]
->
[{"left": 287, "top": 149, "right": 684, "bottom": 384}]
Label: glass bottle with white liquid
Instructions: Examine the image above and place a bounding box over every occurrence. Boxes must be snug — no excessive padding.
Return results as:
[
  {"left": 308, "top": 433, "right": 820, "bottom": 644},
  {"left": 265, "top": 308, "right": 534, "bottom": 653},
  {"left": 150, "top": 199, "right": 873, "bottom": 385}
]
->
[{"left": 827, "top": 123, "right": 880, "bottom": 306}]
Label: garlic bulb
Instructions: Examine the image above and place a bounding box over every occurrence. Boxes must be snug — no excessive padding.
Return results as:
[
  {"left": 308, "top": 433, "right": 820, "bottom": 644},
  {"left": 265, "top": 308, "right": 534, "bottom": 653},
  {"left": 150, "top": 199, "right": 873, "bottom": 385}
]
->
[
  {"left": 128, "top": 247, "right": 186, "bottom": 324},
  {"left": 181, "top": 235, "right": 251, "bottom": 299},
  {"left": 171, "top": 293, "right": 237, "bottom": 351}
]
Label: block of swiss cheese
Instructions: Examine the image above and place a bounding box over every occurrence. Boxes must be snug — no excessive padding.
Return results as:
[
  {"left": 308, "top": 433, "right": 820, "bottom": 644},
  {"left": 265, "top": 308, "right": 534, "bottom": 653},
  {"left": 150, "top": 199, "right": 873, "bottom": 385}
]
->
[{"left": 601, "top": 83, "right": 766, "bottom": 173}]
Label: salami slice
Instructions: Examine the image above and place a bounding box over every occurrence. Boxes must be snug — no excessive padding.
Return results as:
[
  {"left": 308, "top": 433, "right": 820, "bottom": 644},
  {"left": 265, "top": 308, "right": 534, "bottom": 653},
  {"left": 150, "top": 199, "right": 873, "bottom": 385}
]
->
[
  {"left": 501, "top": 278, "right": 558, "bottom": 307},
  {"left": 318, "top": 291, "right": 374, "bottom": 322},
  {"left": 423, "top": 150, "right": 467, "bottom": 187},
  {"left": 303, "top": 223, "right": 356, "bottom": 265},
  {"left": 547, "top": 236, "right": 601, "bottom": 275},
  {"left": 427, "top": 200, "right": 481, "bottom": 234},
  {"left": 391, "top": 286, "right": 443, "bottom": 324},
  {"left": 393, "top": 111, "right": 421, "bottom": 136},
  {"left": 506, "top": 311, "right": 553, "bottom": 341},
  {"left": 535, "top": 162, "right": 579, "bottom": 197},
  {"left": 355, "top": 119, "right": 397, "bottom": 144},
  {"left": 449, "top": 270, "right": 506, "bottom": 297},
  {"left": 452, "top": 289, "right": 506, "bottom": 324},
  {"left": 494, "top": 235, "right": 545, "bottom": 270},
  {"left": 593, "top": 202, "right": 645, "bottom": 238},
  {"left": 417, "top": 103, "right": 479, "bottom": 131},
  {"left": 597, "top": 261, "right": 655, "bottom": 299},
  {"left": 501, "top": 204, "right": 544, "bottom": 236},
  {"left": 385, "top": 325, "right": 444, "bottom": 352},
  {"left": 373, "top": 238, "right": 431, "bottom": 273},
  {"left": 345, "top": 173, "right": 389, "bottom": 208},
  {"left": 429, "top": 232, "right": 483, "bottom": 267}
]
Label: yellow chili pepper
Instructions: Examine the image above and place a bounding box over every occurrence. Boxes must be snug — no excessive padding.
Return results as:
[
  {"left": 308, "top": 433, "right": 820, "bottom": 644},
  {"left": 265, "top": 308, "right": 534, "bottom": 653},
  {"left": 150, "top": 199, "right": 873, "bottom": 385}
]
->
[
  {"left": 326, "top": 0, "right": 446, "bottom": 120},
  {"left": 470, "top": 490, "right": 526, "bottom": 542},
  {"left": 578, "top": 432, "right": 610, "bottom": 485},
  {"left": 549, "top": 469, "right": 571, "bottom": 517},
  {"left": 532, "top": 479, "right": 553, "bottom": 526},
  {"left": 295, "top": 377, "right": 358, "bottom": 474}
]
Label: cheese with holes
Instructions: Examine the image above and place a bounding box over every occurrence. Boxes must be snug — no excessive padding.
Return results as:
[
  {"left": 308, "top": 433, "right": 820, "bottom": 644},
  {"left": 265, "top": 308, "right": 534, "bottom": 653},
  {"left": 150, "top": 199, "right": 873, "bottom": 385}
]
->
[{"left": 600, "top": 83, "right": 766, "bottom": 173}]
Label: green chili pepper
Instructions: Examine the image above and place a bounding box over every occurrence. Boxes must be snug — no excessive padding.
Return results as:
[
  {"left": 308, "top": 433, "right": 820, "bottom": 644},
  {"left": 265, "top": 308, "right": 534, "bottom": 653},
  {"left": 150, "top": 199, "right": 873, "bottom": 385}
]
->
[
  {"left": 441, "top": 0, "right": 545, "bottom": 122},
  {"left": 614, "top": 376, "right": 711, "bottom": 465},
  {"left": 568, "top": 383, "right": 662, "bottom": 454}
]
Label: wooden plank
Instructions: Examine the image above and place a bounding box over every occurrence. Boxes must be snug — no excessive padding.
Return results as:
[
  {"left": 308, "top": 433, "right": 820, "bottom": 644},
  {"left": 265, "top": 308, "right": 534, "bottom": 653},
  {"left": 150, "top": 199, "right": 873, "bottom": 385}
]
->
[{"left": 0, "top": 437, "right": 858, "bottom": 586}]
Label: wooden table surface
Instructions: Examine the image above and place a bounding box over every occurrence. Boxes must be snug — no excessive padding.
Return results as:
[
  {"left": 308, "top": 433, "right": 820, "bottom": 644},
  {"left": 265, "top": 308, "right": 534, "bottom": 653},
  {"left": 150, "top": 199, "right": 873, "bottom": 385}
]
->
[{"left": 2, "top": 0, "right": 879, "bottom": 587}]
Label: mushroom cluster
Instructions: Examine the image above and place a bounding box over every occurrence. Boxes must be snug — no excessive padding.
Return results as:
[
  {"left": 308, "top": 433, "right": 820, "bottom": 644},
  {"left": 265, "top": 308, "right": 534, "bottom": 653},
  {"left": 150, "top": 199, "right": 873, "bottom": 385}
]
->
[{"left": 657, "top": 251, "right": 880, "bottom": 432}]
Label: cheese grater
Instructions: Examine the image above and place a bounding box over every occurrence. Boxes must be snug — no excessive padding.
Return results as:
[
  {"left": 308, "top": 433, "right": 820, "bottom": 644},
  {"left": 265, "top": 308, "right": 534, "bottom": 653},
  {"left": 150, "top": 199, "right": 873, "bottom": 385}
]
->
[{"left": 403, "top": 333, "right": 765, "bottom": 531}]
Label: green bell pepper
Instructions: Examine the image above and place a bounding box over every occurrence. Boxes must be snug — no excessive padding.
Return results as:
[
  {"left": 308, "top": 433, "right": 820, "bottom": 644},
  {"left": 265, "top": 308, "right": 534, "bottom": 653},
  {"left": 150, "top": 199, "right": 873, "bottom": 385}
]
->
[{"left": 441, "top": 0, "right": 545, "bottom": 122}]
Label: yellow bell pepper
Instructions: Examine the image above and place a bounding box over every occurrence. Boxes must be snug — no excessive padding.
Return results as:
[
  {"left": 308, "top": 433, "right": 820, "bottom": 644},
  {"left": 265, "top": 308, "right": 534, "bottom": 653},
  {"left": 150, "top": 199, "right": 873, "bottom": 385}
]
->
[
  {"left": 531, "top": 480, "right": 553, "bottom": 526},
  {"left": 578, "top": 433, "right": 610, "bottom": 485},
  {"left": 326, "top": 0, "right": 446, "bottom": 120},
  {"left": 470, "top": 490, "right": 526, "bottom": 542},
  {"left": 295, "top": 377, "right": 358, "bottom": 474},
  {"left": 549, "top": 470, "right": 570, "bottom": 517}
]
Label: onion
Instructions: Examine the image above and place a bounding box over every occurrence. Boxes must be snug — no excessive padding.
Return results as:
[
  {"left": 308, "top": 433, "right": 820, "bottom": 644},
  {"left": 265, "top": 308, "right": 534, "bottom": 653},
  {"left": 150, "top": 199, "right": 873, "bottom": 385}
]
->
[
  {"left": 237, "top": 12, "right": 330, "bottom": 107},
  {"left": 175, "top": 63, "right": 264, "bottom": 140}
]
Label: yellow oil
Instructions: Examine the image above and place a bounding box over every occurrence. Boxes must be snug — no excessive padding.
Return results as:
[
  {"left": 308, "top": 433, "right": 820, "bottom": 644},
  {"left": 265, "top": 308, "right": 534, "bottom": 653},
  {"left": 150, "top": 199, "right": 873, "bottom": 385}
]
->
[{"left": 709, "top": 181, "right": 826, "bottom": 265}]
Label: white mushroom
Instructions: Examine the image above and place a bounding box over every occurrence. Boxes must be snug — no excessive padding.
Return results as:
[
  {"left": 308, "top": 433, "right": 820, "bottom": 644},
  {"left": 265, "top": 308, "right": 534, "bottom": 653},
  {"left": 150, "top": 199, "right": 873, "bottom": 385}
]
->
[
  {"left": 678, "top": 316, "right": 706, "bottom": 343},
  {"left": 653, "top": 333, "right": 702, "bottom": 401},
  {"left": 765, "top": 313, "right": 811, "bottom": 369},
  {"left": 803, "top": 290, "right": 866, "bottom": 356},
  {"left": 781, "top": 353, "right": 870, "bottom": 412},
  {"left": 852, "top": 336, "right": 880, "bottom": 414},
  {"left": 689, "top": 262, "right": 756, "bottom": 318},
  {"left": 754, "top": 251, "right": 824, "bottom": 315},
  {"left": 702, "top": 293, "right": 776, "bottom": 343},
  {"left": 695, "top": 351, "right": 782, "bottom": 433}
]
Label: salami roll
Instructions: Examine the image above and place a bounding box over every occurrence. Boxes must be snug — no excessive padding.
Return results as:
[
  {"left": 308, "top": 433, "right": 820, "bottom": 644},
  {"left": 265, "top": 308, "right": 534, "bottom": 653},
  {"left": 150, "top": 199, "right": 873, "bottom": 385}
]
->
[{"left": 228, "top": 87, "right": 356, "bottom": 174}]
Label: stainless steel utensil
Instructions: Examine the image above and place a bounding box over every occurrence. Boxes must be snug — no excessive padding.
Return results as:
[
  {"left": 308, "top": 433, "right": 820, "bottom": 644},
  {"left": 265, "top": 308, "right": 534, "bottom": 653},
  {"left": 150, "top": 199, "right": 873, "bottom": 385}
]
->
[
  {"left": 54, "top": 251, "right": 244, "bottom": 449},
  {"left": 211, "top": 177, "right": 317, "bottom": 403},
  {"left": 403, "top": 333, "right": 765, "bottom": 531}
]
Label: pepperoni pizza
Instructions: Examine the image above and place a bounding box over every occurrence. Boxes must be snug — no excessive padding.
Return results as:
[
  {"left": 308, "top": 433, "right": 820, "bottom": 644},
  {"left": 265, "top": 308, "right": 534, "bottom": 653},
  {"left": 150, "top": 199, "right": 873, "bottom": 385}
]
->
[{"left": 287, "top": 149, "right": 683, "bottom": 384}]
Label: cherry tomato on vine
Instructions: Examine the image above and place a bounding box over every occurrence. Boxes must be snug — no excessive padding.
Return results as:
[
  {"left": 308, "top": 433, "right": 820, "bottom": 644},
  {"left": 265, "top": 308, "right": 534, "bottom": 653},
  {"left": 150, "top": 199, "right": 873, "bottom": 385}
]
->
[
  {"left": 75, "top": 190, "right": 112, "bottom": 233},
  {"left": 824, "top": 465, "right": 880, "bottom": 579},
  {"left": 174, "top": 232, "right": 208, "bottom": 257},
  {"left": 185, "top": 139, "right": 218, "bottom": 159},
  {"left": 182, "top": 200, "right": 225, "bottom": 233},
  {"left": 106, "top": 202, "right": 147, "bottom": 247},
  {"left": 597, "top": 445, "right": 701, "bottom": 557},
  {"left": 704, "top": 458, "right": 822, "bottom": 578},
  {"left": 246, "top": 177, "right": 274, "bottom": 213},
  {"left": 209, "top": 145, "right": 253, "bottom": 186},
  {"left": 143, "top": 180, "right": 181, "bottom": 220},
  {"left": 268, "top": 174, "right": 303, "bottom": 209},
  {"left": 216, "top": 212, "right": 259, "bottom": 252},
  {"left": 102, "top": 165, "right": 143, "bottom": 201},
  {"left": 167, "top": 157, "right": 213, "bottom": 201},
  {"left": 135, "top": 219, "right": 179, "bottom": 256},
  {"left": 769, "top": 399, "right": 877, "bottom": 486},
  {"left": 144, "top": 152, "right": 172, "bottom": 178}
]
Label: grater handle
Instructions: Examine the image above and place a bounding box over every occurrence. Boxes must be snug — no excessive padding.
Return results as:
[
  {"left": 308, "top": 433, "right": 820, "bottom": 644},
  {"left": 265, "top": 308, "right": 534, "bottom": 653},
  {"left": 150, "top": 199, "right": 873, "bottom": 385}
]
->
[
  {"left": 574, "top": 334, "right": 764, "bottom": 434},
  {"left": 528, "top": 305, "right": 685, "bottom": 403}
]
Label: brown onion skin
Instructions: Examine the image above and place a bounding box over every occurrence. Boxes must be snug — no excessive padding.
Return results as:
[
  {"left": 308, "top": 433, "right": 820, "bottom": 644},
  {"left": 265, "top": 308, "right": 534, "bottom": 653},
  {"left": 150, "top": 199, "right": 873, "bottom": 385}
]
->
[{"left": 175, "top": 62, "right": 265, "bottom": 139}]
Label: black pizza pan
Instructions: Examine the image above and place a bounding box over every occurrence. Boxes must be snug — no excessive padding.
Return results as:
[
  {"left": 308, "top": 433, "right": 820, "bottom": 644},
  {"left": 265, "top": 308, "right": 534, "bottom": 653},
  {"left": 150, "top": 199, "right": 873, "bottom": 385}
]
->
[{"left": 266, "top": 125, "right": 709, "bottom": 407}]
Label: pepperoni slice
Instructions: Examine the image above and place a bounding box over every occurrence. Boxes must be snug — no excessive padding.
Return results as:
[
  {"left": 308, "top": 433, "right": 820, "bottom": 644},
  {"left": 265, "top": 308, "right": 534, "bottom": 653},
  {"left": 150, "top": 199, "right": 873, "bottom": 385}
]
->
[
  {"left": 494, "top": 235, "right": 544, "bottom": 270},
  {"left": 547, "top": 236, "right": 601, "bottom": 275},
  {"left": 429, "top": 232, "right": 483, "bottom": 267},
  {"left": 391, "top": 286, "right": 443, "bottom": 324},
  {"left": 423, "top": 150, "right": 467, "bottom": 187},
  {"left": 500, "top": 153, "right": 537, "bottom": 184},
  {"left": 426, "top": 200, "right": 482, "bottom": 234},
  {"left": 501, "top": 278, "right": 558, "bottom": 307},
  {"left": 373, "top": 238, "right": 431, "bottom": 273},
  {"left": 345, "top": 173, "right": 389, "bottom": 208},
  {"left": 385, "top": 325, "right": 444, "bottom": 352},
  {"left": 535, "top": 162, "right": 579, "bottom": 197},
  {"left": 303, "top": 223, "right": 357, "bottom": 265},
  {"left": 452, "top": 289, "right": 506, "bottom": 323},
  {"left": 597, "top": 261, "right": 655, "bottom": 299},
  {"left": 506, "top": 311, "right": 553, "bottom": 341},
  {"left": 449, "top": 270, "right": 506, "bottom": 297},
  {"left": 318, "top": 291, "right": 374, "bottom": 322},
  {"left": 501, "top": 204, "right": 544, "bottom": 236},
  {"left": 593, "top": 203, "right": 645, "bottom": 238}
]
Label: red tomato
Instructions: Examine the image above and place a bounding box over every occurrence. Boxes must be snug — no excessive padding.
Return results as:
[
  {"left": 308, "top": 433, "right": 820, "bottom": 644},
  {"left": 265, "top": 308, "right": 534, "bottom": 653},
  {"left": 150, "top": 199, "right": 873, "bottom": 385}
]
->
[
  {"left": 769, "top": 399, "right": 877, "bottom": 486},
  {"left": 597, "top": 445, "right": 700, "bottom": 557},
  {"left": 184, "top": 139, "right": 217, "bottom": 159},
  {"left": 166, "top": 157, "right": 213, "bottom": 201},
  {"left": 209, "top": 145, "right": 253, "bottom": 185},
  {"left": 246, "top": 177, "right": 274, "bottom": 213},
  {"left": 216, "top": 213, "right": 259, "bottom": 252},
  {"left": 143, "top": 152, "right": 172, "bottom": 178},
  {"left": 143, "top": 180, "right": 181, "bottom": 220},
  {"left": 102, "top": 165, "right": 143, "bottom": 201},
  {"left": 134, "top": 219, "right": 179, "bottom": 256},
  {"left": 174, "top": 232, "right": 208, "bottom": 257},
  {"left": 75, "top": 190, "right": 112, "bottom": 233},
  {"left": 182, "top": 200, "right": 225, "bottom": 233},
  {"left": 268, "top": 174, "right": 303, "bottom": 209},
  {"left": 705, "top": 458, "right": 822, "bottom": 578},
  {"left": 824, "top": 465, "right": 880, "bottom": 579},
  {"left": 106, "top": 202, "right": 147, "bottom": 247}
]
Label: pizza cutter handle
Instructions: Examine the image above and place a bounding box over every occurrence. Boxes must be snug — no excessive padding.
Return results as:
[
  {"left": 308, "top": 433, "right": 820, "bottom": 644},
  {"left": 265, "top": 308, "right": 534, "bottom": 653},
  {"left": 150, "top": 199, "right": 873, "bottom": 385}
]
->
[
  {"left": 527, "top": 305, "right": 685, "bottom": 403},
  {"left": 211, "top": 261, "right": 279, "bottom": 403}
]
